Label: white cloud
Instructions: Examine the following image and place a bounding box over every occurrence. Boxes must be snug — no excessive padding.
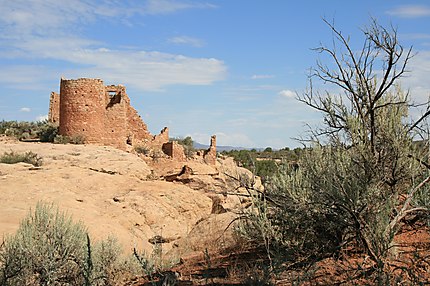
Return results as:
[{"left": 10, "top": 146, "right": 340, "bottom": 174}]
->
[
  {"left": 144, "top": 0, "right": 216, "bottom": 15},
  {"left": 0, "top": 0, "right": 96, "bottom": 38},
  {"left": 36, "top": 114, "right": 48, "bottom": 122},
  {"left": 387, "top": 5, "right": 430, "bottom": 18},
  {"left": 278, "top": 89, "right": 296, "bottom": 98},
  {"left": 401, "top": 51, "right": 430, "bottom": 104},
  {"left": 63, "top": 50, "right": 226, "bottom": 91},
  {"left": 251, "top": 74, "right": 274, "bottom": 79},
  {"left": 0, "top": 65, "right": 57, "bottom": 90},
  {"left": 0, "top": 0, "right": 215, "bottom": 37},
  {"left": 0, "top": 0, "right": 226, "bottom": 91},
  {"left": 20, "top": 107, "right": 31, "bottom": 112},
  {"left": 168, "top": 36, "right": 205, "bottom": 47}
]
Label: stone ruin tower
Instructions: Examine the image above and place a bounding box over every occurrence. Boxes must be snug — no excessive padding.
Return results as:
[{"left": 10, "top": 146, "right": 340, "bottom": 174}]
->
[
  {"left": 49, "top": 77, "right": 217, "bottom": 164},
  {"left": 50, "top": 78, "right": 167, "bottom": 150}
]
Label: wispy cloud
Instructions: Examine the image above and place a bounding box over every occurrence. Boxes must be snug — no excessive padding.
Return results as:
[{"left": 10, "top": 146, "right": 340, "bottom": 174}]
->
[
  {"left": 400, "top": 33, "right": 430, "bottom": 40},
  {"left": 278, "top": 89, "right": 296, "bottom": 98},
  {"left": 168, "top": 36, "right": 205, "bottom": 47},
  {"left": 20, "top": 107, "right": 31, "bottom": 112},
  {"left": 387, "top": 5, "right": 430, "bottom": 18},
  {"left": 144, "top": 0, "right": 216, "bottom": 15},
  {"left": 0, "top": 0, "right": 225, "bottom": 91},
  {"left": 251, "top": 74, "right": 274, "bottom": 80},
  {"left": 0, "top": 65, "right": 58, "bottom": 90},
  {"left": 401, "top": 51, "right": 430, "bottom": 104}
]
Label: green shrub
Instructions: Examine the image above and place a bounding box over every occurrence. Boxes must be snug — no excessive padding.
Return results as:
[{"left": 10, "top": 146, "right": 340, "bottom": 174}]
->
[
  {"left": 90, "top": 236, "right": 124, "bottom": 285},
  {"left": 0, "top": 202, "right": 88, "bottom": 285},
  {"left": 0, "top": 120, "right": 61, "bottom": 142},
  {"left": 38, "top": 124, "right": 59, "bottom": 142},
  {"left": 134, "top": 145, "right": 150, "bottom": 155},
  {"left": 0, "top": 151, "right": 42, "bottom": 167},
  {"left": 54, "top": 134, "right": 85, "bottom": 144},
  {"left": 0, "top": 202, "right": 128, "bottom": 286},
  {"left": 0, "top": 121, "right": 45, "bottom": 140}
]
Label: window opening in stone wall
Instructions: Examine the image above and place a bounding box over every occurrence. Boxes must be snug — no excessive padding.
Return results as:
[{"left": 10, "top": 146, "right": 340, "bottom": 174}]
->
[{"left": 107, "top": 91, "right": 121, "bottom": 108}]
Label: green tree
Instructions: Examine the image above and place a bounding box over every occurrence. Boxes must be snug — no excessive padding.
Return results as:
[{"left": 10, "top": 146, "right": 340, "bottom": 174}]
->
[{"left": 175, "top": 136, "right": 195, "bottom": 158}]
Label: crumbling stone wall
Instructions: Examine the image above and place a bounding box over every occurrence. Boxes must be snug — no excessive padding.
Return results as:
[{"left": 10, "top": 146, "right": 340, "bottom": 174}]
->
[
  {"left": 162, "top": 141, "right": 186, "bottom": 161},
  {"left": 48, "top": 92, "right": 60, "bottom": 124},
  {"left": 152, "top": 127, "right": 169, "bottom": 146},
  {"left": 49, "top": 77, "right": 216, "bottom": 164},
  {"left": 52, "top": 77, "right": 165, "bottom": 150},
  {"left": 204, "top": 135, "right": 217, "bottom": 165},
  {"left": 104, "top": 85, "right": 129, "bottom": 150}
]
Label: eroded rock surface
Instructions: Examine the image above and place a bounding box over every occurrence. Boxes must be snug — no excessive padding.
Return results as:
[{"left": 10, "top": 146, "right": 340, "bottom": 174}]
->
[{"left": 0, "top": 139, "right": 259, "bottom": 259}]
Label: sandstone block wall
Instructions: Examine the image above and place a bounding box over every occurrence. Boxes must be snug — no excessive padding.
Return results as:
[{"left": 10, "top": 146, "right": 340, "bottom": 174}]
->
[
  {"left": 59, "top": 78, "right": 106, "bottom": 144},
  {"left": 51, "top": 78, "right": 164, "bottom": 151},
  {"left": 152, "top": 127, "right": 169, "bottom": 146},
  {"left": 162, "top": 141, "right": 186, "bottom": 161},
  {"left": 48, "top": 92, "right": 60, "bottom": 124},
  {"left": 49, "top": 77, "right": 217, "bottom": 164},
  {"left": 104, "top": 85, "right": 128, "bottom": 150},
  {"left": 203, "top": 135, "right": 217, "bottom": 165}
]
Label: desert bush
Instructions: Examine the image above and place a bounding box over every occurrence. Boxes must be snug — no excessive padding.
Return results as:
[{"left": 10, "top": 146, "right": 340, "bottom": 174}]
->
[
  {"left": 240, "top": 18, "right": 430, "bottom": 283},
  {"left": 132, "top": 239, "right": 180, "bottom": 285},
  {"left": 134, "top": 145, "right": 150, "bottom": 155},
  {"left": 90, "top": 236, "right": 125, "bottom": 285},
  {"left": 54, "top": 134, "right": 85, "bottom": 144},
  {"left": 0, "top": 202, "right": 88, "bottom": 285},
  {"left": 254, "top": 160, "right": 279, "bottom": 182},
  {"left": 38, "top": 123, "right": 59, "bottom": 142},
  {"left": 2, "top": 121, "right": 35, "bottom": 140},
  {"left": 0, "top": 120, "right": 51, "bottom": 141},
  {"left": 0, "top": 202, "right": 128, "bottom": 286},
  {"left": 0, "top": 150, "right": 42, "bottom": 167},
  {"left": 0, "top": 120, "right": 61, "bottom": 142}
]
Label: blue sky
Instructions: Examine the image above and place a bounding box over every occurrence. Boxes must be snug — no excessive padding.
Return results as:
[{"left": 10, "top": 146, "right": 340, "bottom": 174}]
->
[{"left": 1, "top": 1, "right": 430, "bottom": 148}]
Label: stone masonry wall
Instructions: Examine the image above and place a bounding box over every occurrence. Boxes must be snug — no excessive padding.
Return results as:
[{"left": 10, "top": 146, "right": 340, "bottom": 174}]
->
[
  {"left": 162, "top": 141, "right": 186, "bottom": 161},
  {"left": 104, "top": 85, "right": 128, "bottom": 150},
  {"left": 151, "top": 127, "right": 169, "bottom": 147},
  {"left": 50, "top": 77, "right": 219, "bottom": 164},
  {"left": 59, "top": 78, "right": 106, "bottom": 144},
  {"left": 54, "top": 77, "right": 167, "bottom": 151},
  {"left": 203, "top": 135, "right": 217, "bottom": 165},
  {"left": 48, "top": 92, "right": 60, "bottom": 124}
]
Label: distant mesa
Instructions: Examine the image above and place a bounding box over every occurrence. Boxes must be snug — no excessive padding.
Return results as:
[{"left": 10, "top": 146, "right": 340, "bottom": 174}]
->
[{"left": 48, "top": 77, "right": 216, "bottom": 164}]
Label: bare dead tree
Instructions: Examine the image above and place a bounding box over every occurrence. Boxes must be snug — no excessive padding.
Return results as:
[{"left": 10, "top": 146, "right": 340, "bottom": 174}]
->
[
  {"left": 296, "top": 18, "right": 430, "bottom": 275},
  {"left": 299, "top": 18, "right": 413, "bottom": 151}
]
